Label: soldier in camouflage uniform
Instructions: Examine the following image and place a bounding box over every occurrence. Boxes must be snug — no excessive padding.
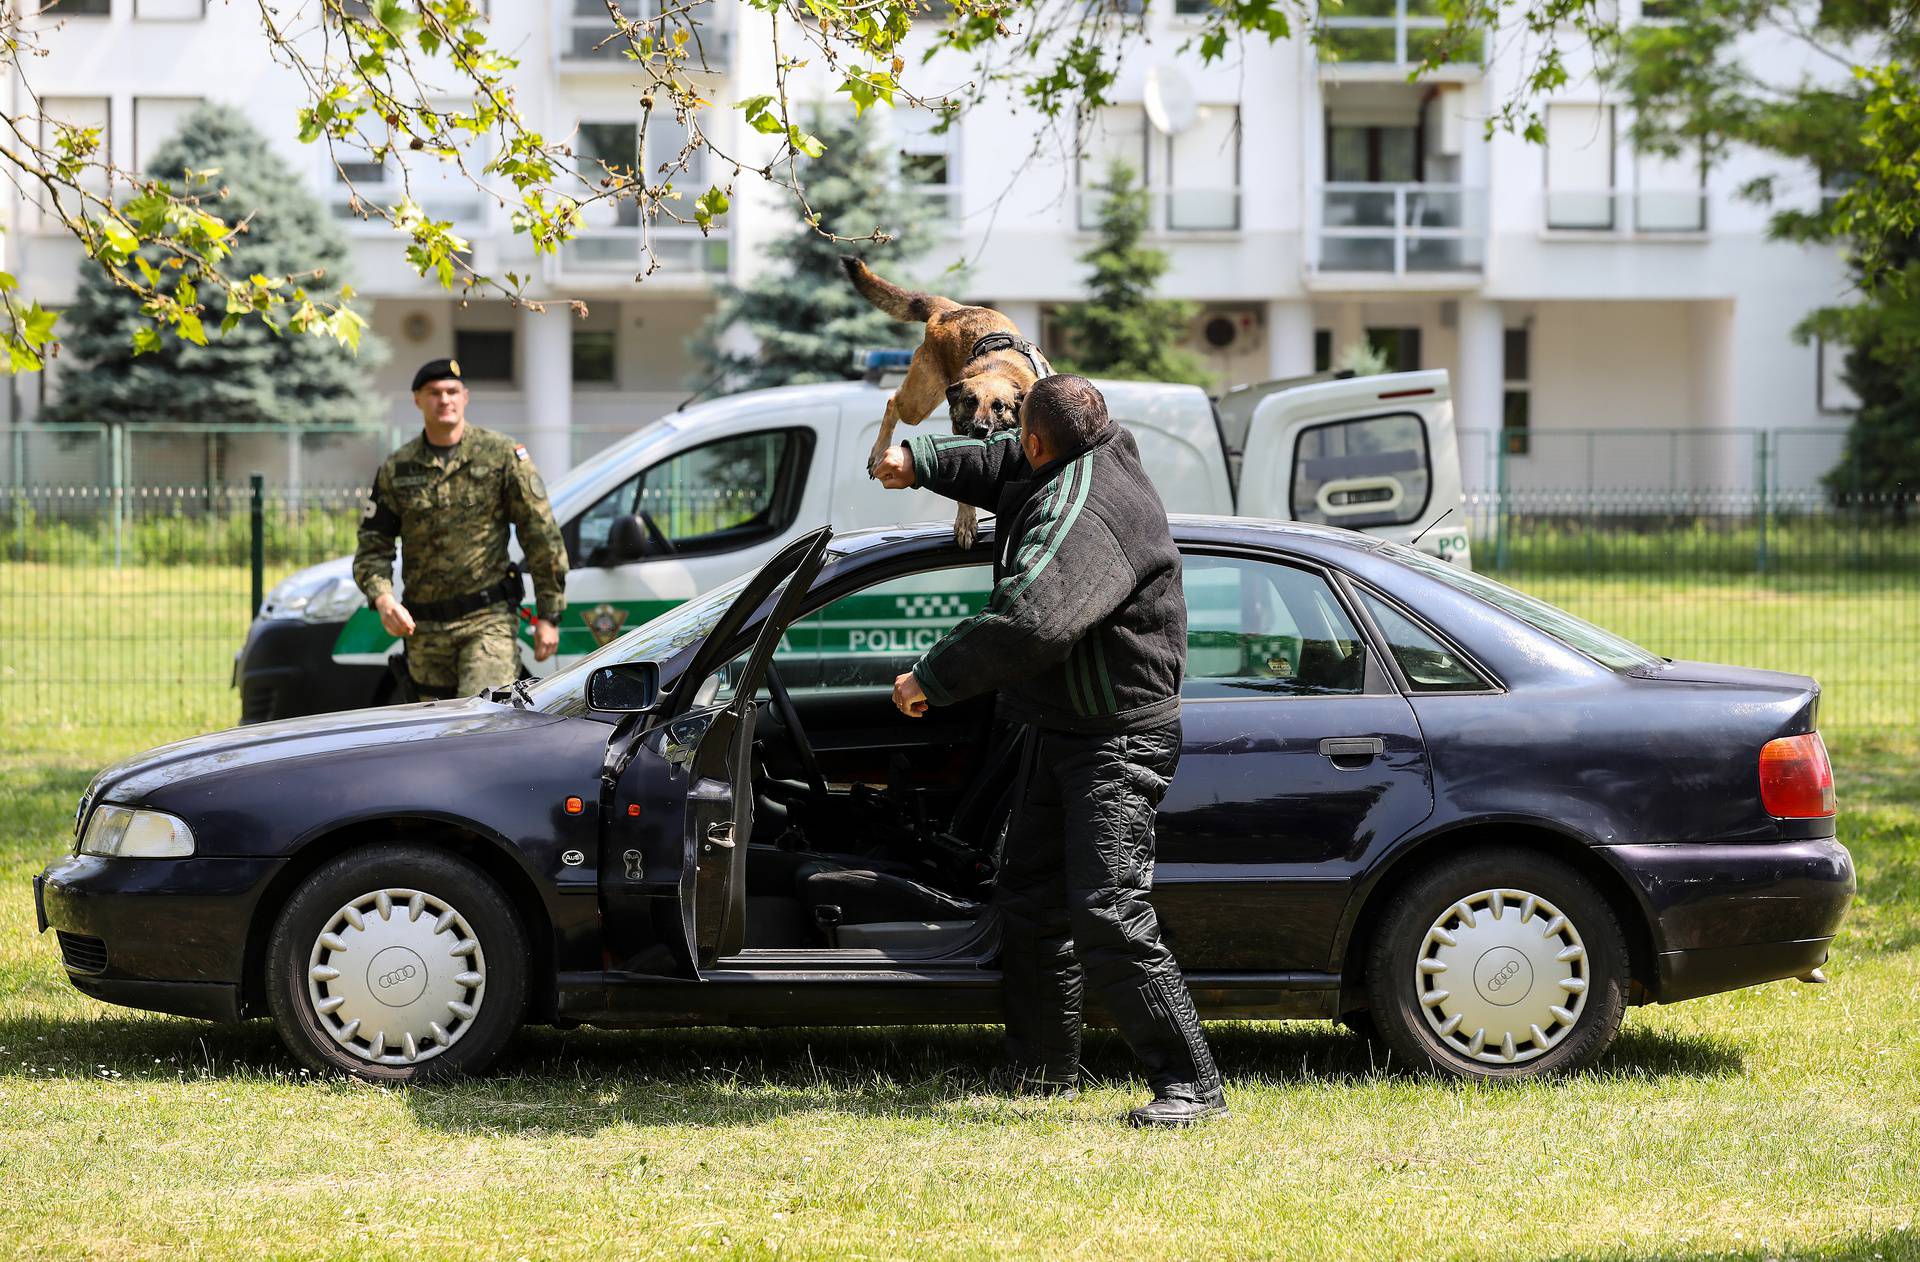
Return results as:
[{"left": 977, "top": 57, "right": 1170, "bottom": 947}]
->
[{"left": 354, "top": 358, "right": 569, "bottom": 700}]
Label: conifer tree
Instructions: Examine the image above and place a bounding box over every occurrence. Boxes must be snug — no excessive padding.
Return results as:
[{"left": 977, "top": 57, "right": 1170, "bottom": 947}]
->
[
  {"left": 44, "top": 103, "right": 384, "bottom": 427},
  {"left": 691, "top": 110, "right": 930, "bottom": 393},
  {"left": 1048, "top": 161, "right": 1210, "bottom": 387}
]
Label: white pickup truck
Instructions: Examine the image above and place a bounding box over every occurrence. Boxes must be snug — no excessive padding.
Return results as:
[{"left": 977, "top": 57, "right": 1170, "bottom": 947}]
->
[{"left": 235, "top": 368, "right": 1470, "bottom": 722}]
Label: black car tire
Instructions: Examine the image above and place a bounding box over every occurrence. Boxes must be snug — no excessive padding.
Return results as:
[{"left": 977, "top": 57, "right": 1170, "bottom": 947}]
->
[
  {"left": 1365, "top": 846, "right": 1628, "bottom": 1080},
  {"left": 265, "top": 845, "right": 529, "bottom": 1084}
]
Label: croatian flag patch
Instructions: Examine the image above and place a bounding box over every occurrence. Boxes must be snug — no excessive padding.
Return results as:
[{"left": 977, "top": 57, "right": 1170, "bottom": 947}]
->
[{"left": 513, "top": 444, "right": 529, "bottom": 462}]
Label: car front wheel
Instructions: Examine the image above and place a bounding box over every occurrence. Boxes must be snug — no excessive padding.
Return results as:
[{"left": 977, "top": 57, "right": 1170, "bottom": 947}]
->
[
  {"left": 265, "top": 845, "right": 528, "bottom": 1083},
  {"left": 1365, "top": 846, "right": 1628, "bottom": 1080}
]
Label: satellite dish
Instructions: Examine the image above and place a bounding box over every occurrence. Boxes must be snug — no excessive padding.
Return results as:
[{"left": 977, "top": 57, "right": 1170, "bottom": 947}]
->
[{"left": 1145, "top": 65, "right": 1198, "bottom": 137}]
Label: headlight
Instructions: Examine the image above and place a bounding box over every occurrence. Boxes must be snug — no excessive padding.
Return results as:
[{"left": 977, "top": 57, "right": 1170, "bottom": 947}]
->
[
  {"left": 78, "top": 806, "right": 195, "bottom": 858},
  {"left": 260, "top": 575, "right": 364, "bottom": 624}
]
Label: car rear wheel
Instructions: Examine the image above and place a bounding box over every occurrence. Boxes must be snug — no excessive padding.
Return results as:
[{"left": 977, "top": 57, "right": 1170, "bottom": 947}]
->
[
  {"left": 265, "top": 845, "right": 528, "bottom": 1084},
  {"left": 1365, "top": 846, "right": 1628, "bottom": 1080}
]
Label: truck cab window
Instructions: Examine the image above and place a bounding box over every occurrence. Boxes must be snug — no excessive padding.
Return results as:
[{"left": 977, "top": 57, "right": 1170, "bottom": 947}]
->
[{"left": 566, "top": 429, "right": 813, "bottom": 567}]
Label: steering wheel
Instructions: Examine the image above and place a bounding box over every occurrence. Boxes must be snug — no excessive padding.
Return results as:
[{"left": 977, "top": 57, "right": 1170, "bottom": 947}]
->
[
  {"left": 762, "top": 665, "right": 829, "bottom": 808},
  {"left": 639, "top": 510, "right": 677, "bottom": 556}
]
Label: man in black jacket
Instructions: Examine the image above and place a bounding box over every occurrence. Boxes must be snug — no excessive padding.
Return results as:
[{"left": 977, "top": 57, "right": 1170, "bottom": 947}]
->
[{"left": 874, "top": 374, "right": 1226, "bottom": 1127}]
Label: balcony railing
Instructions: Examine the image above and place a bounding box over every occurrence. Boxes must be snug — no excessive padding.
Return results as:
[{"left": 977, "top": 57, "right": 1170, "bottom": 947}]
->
[
  {"left": 1543, "top": 189, "right": 1709, "bottom": 233},
  {"left": 1311, "top": 182, "right": 1485, "bottom": 274},
  {"left": 1075, "top": 186, "right": 1242, "bottom": 232},
  {"left": 1318, "top": 0, "right": 1485, "bottom": 65},
  {"left": 559, "top": 8, "right": 732, "bottom": 70},
  {"left": 560, "top": 226, "right": 730, "bottom": 275}
]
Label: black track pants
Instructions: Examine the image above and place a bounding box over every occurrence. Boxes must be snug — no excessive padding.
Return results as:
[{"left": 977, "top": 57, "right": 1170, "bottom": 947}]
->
[{"left": 995, "top": 719, "right": 1222, "bottom": 1095}]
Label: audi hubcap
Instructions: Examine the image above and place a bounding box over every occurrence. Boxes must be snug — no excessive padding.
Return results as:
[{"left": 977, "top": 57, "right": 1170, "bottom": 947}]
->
[
  {"left": 1414, "top": 887, "right": 1589, "bottom": 1066},
  {"left": 306, "top": 887, "right": 485, "bottom": 1066}
]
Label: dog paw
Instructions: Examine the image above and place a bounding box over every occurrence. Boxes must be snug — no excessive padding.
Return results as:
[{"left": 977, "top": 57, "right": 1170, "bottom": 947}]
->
[{"left": 953, "top": 518, "right": 976, "bottom": 549}]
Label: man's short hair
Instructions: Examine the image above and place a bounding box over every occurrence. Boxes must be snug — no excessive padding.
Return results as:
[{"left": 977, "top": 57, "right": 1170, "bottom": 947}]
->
[{"left": 1023, "top": 375, "right": 1110, "bottom": 454}]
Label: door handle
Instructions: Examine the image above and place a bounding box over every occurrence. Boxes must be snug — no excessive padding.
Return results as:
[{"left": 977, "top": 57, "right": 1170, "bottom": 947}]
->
[
  {"left": 1319, "top": 737, "right": 1384, "bottom": 761},
  {"left": 703, "top": 822, "right": 736, "bottom": 851}
]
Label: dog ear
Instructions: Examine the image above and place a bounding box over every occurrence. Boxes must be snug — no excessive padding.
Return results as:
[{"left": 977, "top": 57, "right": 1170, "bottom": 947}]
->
[{"left": 945, "top": 381, "right": 969, "bottom": 411}]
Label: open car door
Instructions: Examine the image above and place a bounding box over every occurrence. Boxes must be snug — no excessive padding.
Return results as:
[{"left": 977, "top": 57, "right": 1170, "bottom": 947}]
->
[{"left": 600, "top": 525, "right": 834, "bottom": 977}]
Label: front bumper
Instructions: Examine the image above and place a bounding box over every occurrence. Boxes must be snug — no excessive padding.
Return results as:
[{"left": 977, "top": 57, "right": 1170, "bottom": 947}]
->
[
  {"left": 36, "top": 853, "right": 286, "bottom": 1023},
  {"left": 1604, "top": 838, "right": 1856, "bottom": 1003},
  {"left": 235, "top": 617, "right": 386, "bottom": 724}
]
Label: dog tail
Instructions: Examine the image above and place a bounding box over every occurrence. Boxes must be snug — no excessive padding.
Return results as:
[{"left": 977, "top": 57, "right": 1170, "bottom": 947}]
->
[{"left": 841, "top": 256, "right": 952, "bottom": 323}]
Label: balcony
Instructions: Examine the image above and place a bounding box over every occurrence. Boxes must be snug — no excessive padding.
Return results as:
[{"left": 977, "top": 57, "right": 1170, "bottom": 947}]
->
[
  {"left": 1318, "top": 0, "right": 1485, "bottom": 67},
  {"left": 1075, "top": 187, "right": 1242, "bottom": 233},
  {"left": 1310, "top": 182, "right": 1485, "bottom": 277},
  {"left": 558, "top": 4, "right": 732, "bottom": 73},
  {"left": 1543, "top": 189, "right": 1709, "bottom": 234},
  {"left": 558, "top": 226, "right": 730, "bottom": 277}
]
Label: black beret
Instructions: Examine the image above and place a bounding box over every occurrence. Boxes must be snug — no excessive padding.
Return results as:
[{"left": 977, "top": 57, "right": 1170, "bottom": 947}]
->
[{"left": 411, "top": 358, "right": 464, "bottom": 392}]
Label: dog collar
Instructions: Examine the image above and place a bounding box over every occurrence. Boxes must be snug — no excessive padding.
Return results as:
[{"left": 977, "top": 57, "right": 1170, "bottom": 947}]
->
[{"left": 969, "top": 332, "right": 1053, "bottom": 381}]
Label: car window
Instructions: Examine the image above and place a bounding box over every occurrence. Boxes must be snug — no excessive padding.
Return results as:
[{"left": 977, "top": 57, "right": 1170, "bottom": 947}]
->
[
  {"left": 703, "top": 563, "right": 998, "bottom": 701},
  {"left": 1289, "top": 412, "right": 1431, "bottom": 529},
  {"left": 526, "top": 570, "right": 756, "bottom": 717},
  {"left": 568, "top": 429, "right": 812, "bottom": 567},
  {"left": 1182, "top": 555, "right": 1367, "bottom": 698},
  {"left": 1358, "top": 589, "right": 1490, "bottom": 692},
  {"left": 1379, "top": 541, "right": 1664, "bottom": 672}
]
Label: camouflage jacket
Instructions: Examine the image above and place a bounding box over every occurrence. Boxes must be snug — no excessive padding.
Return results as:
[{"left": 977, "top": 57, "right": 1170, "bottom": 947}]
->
[{"left": 353, "top": 426, "right": 568, "bottom": 621}]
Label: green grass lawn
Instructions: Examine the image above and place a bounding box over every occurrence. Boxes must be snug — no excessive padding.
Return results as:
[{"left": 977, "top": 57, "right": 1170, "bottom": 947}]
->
[{"left": 2, "top": 723, "right": 1918, "bottom": 1258}]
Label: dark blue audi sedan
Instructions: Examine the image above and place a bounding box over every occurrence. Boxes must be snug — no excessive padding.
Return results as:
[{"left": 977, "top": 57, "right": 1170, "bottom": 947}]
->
[{"left": 35, "top": 519, "right": 1854, "bottom": 1083}]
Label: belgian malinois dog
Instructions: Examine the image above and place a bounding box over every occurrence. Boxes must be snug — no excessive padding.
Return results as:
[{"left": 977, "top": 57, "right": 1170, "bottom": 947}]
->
[{"left": 842, "top": 256, "right": 1052, "bottom": 548}]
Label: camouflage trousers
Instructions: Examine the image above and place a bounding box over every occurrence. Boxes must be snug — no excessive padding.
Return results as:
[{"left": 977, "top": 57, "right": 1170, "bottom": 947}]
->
[{"left": 405, "top": 606, "right": 520, "bottom": 699}]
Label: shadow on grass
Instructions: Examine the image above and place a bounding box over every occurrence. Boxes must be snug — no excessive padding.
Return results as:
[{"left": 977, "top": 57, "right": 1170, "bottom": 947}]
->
[
  {"left": 1548, "top": 1229, "right": 1919, "bottom": 1261},
  {"left": 0, "top": 1009, "right": 1744, "bottom": 1132}
]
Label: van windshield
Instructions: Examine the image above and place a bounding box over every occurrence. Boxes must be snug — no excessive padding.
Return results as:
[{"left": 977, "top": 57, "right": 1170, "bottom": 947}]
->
[
  {"left": 1380, "top": 543, "right": 1664, "bottom": 672},
  {"left": 546, "top": 419, "right": 682, "bottom": 521}
]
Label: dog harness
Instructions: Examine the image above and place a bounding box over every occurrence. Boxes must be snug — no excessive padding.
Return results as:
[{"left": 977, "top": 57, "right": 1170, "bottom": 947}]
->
[{"left": 969, "top": 331, "right": 1054, "bottom": 380}]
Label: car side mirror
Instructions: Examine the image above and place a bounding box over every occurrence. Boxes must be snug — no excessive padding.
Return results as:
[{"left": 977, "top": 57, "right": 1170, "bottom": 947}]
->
[
  {"left": 608, "top": 514, "right": 649, "bottom": 563},
  {"left": 586, "top": 661, "right": 660, "bottom": 713}
]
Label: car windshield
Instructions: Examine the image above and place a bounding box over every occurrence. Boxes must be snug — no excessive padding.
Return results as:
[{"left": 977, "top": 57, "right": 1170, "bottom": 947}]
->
[
  {"left": 523, "top": 570, "right": 756, "bottom": 713},
  {"left": 1380, "top": 542, "right": 1664, "bottom": 672}
]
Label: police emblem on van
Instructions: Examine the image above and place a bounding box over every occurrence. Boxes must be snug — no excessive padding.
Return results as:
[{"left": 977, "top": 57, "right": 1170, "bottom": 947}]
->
[{"left": 582, "top": 603, "right": 629, "bottom": 647}]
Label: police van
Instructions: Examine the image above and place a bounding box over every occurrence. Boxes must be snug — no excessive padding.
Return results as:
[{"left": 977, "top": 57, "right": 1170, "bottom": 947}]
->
[{"left": 236, "top": 368, "right": 1471, "bottom": 722}]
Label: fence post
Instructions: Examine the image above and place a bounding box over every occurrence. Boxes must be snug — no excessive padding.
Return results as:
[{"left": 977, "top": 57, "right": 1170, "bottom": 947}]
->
[
  {"left": 1755, "top": 430, "right": 1769, "bottom": 575},
  {"left": 249, "top": 473, "right": 265, "bottom": 618},
  {"left": 110, "top": 422, "right": 125, "bottom": 570}
]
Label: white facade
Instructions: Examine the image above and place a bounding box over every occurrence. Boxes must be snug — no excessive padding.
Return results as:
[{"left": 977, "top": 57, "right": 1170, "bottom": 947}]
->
[{"left": 1, "top": 0, "right": 1857, "bottom": 493}]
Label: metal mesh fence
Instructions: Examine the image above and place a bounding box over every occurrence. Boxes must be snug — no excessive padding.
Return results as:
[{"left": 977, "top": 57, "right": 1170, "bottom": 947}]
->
[{"left": 3, "top": 422, "right": 1916, "bottom": 739}]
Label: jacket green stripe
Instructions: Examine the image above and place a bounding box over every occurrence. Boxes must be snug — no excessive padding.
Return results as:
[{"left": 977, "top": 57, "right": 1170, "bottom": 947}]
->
[
  {"left": 1091, "top": 634, "right": 1118, "bottom": 713},
  {"left": 923, "top": 462, "right": 1074, "bottom": 670},
  {"left": 1064, "top": 642, "right": 1086, "bottom": 715},
  {"left": 1075, "top": 642, "right": 1098, "bottom": 716},
  {"left": 1004, "top": 451, "right": 1093, "bottom": 605}
]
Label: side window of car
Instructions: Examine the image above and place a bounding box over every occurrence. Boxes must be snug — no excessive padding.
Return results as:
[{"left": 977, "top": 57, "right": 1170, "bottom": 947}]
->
[
  {"left": 1289, "top": 412, "right": 1432, "bottom": 529},
  {"left": 642, "top": 430, "right": 810, "bottom": 554},
  {"left": 573, "top": 473, "right": 642, "bottom": 567},
  {"left": 1182, "top": 555, "right": 1367, "bottom": 698},
  {"left": 779, "top": 564, "right": 996, "bottom": 691},
  {"left": 569, "top": 429, "right": 813, "bottom": 569},
  {"left": 1358, "top": 589, "right": 1491, "bottom": 692}
]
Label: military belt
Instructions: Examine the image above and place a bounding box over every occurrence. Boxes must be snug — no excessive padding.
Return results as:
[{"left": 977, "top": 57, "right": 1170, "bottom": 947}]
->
[{"left": 407, "top": 570, "right": 521, "bottom": 624}]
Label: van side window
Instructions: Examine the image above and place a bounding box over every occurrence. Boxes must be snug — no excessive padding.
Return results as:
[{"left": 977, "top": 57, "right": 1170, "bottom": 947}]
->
[
  {"left": 1289, "top": 412, "right": 1431, "bottom": 529},
  {"left": 1357, "top": 589, "right": 1490, "bottom": 692},
  {"left": 568, "top": 429, "right": 813, "bottom": 566},
  {"left": 1182, "top": 555, "right": 1367, "bottom": 698}
]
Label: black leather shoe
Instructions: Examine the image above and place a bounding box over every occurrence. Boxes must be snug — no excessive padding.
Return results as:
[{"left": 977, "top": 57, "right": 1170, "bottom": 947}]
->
[
  {"left": 1126, "top": 1085, "right": 1227, "bottom": 1128},
  {"left": 996, "top": 1065, "right": 1081, "bottom": 1098}
]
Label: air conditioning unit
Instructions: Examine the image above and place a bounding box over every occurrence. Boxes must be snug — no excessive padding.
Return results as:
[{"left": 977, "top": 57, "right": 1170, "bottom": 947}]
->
[{"left": 1194, "top": 306, "right": 1266, "bottom": 357}]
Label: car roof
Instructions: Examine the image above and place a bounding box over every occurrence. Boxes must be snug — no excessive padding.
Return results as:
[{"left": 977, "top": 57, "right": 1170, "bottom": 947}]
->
[{"left": 825, "top": 515, "right": 1386, "bottom": 564}]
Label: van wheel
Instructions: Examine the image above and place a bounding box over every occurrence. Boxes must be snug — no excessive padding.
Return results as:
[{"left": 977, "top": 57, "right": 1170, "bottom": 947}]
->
[
  {"left": 1365, "top": 847, "right": 1627, "bottom": 1080},
  {"left": 265, "top": 845, "right": 528, "bottom": 1084}
]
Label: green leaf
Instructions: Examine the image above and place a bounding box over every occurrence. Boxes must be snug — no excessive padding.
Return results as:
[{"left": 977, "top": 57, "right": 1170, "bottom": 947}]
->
[
  {"left": 176, "top": 310, "right": 208, "bottom": 346},
  {"left": 131, "top": 326, "right": 163, "bottom": 356},
  {"left": 788, "top": 126, "right": 825, "bottom": 158},
  {"left": 693, "top": 185, "right": 730, "bottom": 229},
  {"left": 0, "top": 272, "right": 14, "bottom": 293}
]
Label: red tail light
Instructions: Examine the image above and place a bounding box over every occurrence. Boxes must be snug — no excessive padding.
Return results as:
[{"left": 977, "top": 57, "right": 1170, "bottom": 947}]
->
[{"left": 1759, "top": 733, "right": 1835, "bottom": 818}]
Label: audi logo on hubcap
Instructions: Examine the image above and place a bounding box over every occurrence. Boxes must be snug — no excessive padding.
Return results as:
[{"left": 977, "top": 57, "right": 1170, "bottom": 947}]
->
[
  {"left": 365, "top": 946, "right": 429, "bottom": 1007},
  {"left": 377, "top": 964, "right": 418, "bottom": 988},
  {"left": 1484, "top": 960, "right": 1522, "bottom": 991}
]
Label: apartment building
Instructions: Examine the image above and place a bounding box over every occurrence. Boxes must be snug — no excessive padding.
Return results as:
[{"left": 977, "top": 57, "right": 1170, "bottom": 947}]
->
[{"left": 2, "top": 0, "right": 1857, "bottom": 493}]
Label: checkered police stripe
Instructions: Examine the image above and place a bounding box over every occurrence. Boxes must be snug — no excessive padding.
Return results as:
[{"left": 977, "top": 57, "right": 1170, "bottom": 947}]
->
[{"left": 895, "top": 594, "right": 970, "bottom": 618}]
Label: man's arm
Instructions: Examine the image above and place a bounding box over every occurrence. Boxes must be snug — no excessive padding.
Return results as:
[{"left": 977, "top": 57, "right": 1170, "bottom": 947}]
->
[
  {"left": 900, "top": 430, "right": 1028, "bottom": 510},
  {"left": 506, "top": 448, "right": 569, "bottom": 636},
  {"left": 354, "top": 465, "right": 415, "bottom": 638},
  {"left": 910, "top": 470, "right": 1133, "bottom": 708}
]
